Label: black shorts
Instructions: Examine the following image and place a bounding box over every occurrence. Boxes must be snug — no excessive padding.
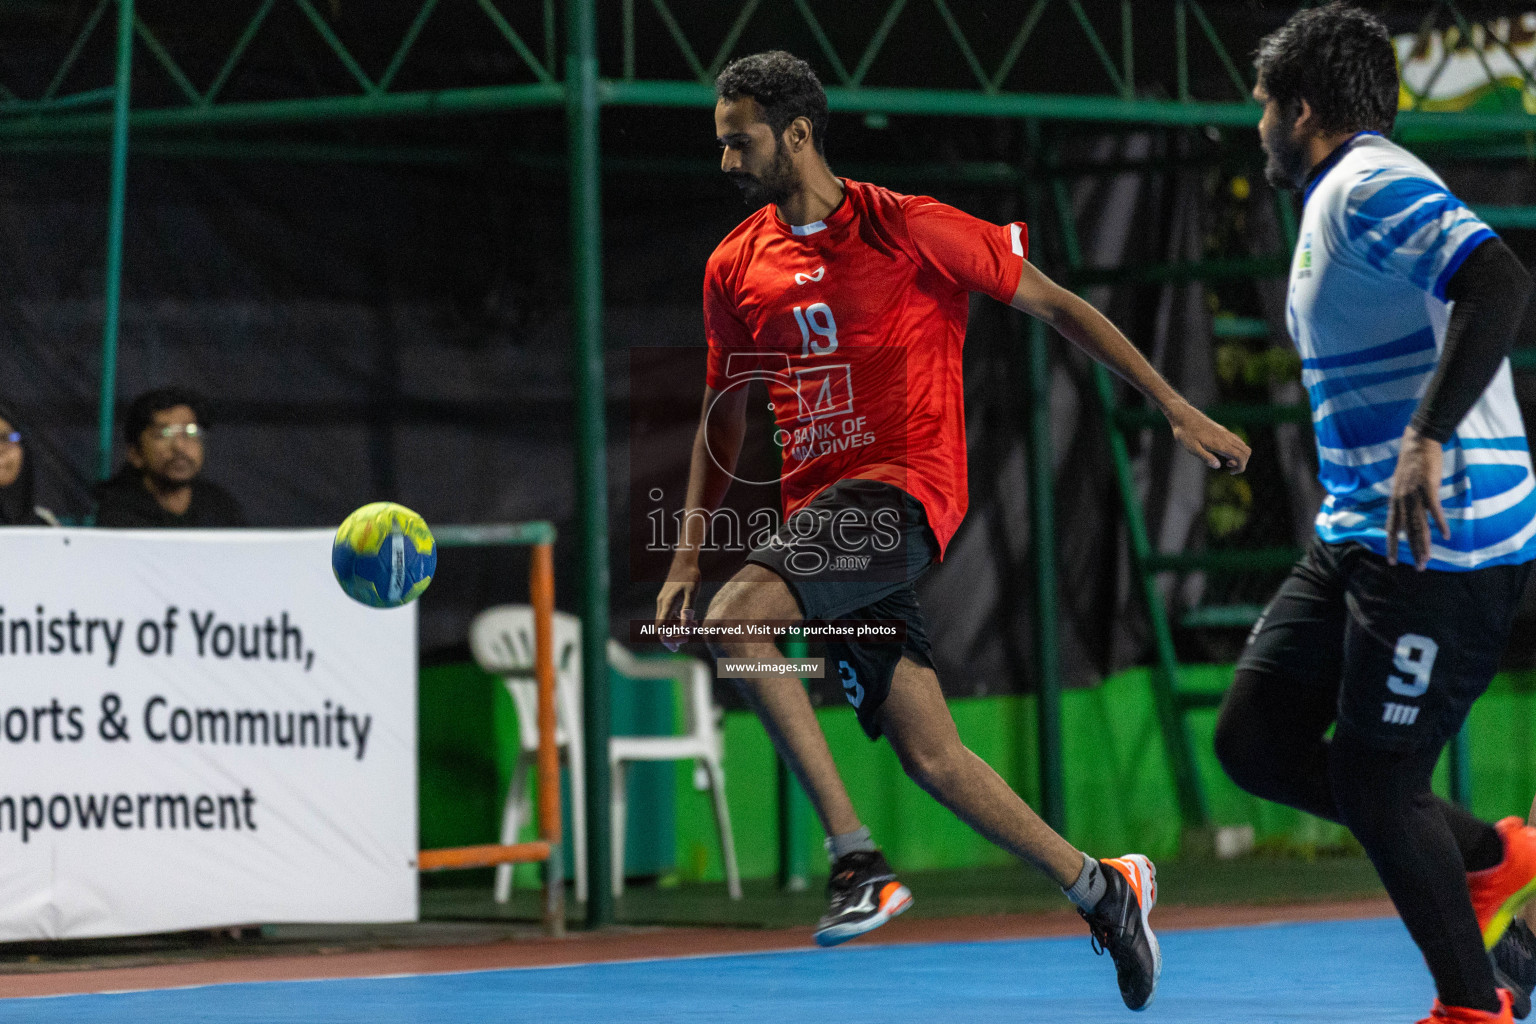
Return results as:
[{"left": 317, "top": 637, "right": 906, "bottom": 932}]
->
[
  {"left": 745, "top": 478, "right": 938, "bottom": 740},
  {"left": 1236, "top": 536, "right": 1532, "bottom": 751}
]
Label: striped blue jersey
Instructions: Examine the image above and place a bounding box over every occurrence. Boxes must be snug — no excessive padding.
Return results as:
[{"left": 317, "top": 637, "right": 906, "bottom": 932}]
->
[{"left": 1287, "top": 132, "right": 1535, "bottom": 570}]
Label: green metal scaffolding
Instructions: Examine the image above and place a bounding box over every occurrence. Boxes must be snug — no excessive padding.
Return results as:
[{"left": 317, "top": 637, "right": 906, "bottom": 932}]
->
[{"left": 4, "top": 0, "right": 1534, "bottom": 925}]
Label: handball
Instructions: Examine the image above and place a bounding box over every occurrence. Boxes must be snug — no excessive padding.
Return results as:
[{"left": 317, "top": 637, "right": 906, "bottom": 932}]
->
[{"left": 332, "top": 502, "right": 437, "bottom": 608}]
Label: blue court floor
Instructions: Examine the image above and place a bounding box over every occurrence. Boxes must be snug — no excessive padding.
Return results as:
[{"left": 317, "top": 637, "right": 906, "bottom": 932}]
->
[{"left": 1, "top": 917, "right": 1433, "bottom": 1023}]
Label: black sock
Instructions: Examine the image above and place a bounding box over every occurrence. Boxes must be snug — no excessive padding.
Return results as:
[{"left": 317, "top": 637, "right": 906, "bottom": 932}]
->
[
  {"left": 1440, "top": 800, "right": 1505, "bottom": 873},
  {"left": 1330, "top": 735, "right": 1501, "bottom": 1013}
]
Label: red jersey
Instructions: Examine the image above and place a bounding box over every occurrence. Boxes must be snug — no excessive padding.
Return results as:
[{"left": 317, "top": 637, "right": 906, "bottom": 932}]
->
[{"left": 703, "top": 178, "right": 1027, "bottom": 556}]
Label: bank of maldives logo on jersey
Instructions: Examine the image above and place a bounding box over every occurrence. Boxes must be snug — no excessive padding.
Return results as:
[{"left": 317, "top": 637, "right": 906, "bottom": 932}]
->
[
  {"left": 792, "top": 364, "right": 854, "bottom": 423},
  {"left": 1296, "top": 232, "right": 1314, "bottom": 279},
  {"left": 721, "top": 351, "right": 854, "bottom": 424}
]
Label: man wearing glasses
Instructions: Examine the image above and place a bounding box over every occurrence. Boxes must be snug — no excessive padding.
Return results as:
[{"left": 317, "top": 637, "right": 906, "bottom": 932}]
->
[{"left": 95, "top": 388, "right": 245, "bottom": 528}]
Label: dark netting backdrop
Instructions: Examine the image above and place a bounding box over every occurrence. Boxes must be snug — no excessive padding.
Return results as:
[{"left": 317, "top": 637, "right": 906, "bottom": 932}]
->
[{"left": 3, "top": 7, "right": 1534, "bottom": 698}]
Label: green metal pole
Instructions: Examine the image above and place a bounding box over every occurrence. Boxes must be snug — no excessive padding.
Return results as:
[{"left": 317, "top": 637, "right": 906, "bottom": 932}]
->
[
  {"left": 97, "top": 0, "right": 134, "bottom": 481},
  {"left": 1273, "top": 187, "right": 1299, "bottom": 251},
  {"left": 1023, "top": 123, "right": 1064, "bottom": 833},
  {"left": 766, "top": 410, "right": 811, "bottom": 890},
  {"left": 1448, "top": 721, "right": 1473, "bottom": 809},
  {"left": 777, "top": 635, "right": 812, "bottom": 892},
  {"left": 566, "top": 0, "right": 612, "bottom": 928},
  {"left": 1028, "top": 312, "right": 1065, "bottom": 831},
  {"left": 3, "top": 84, "right": 1529, "bottom": 142},
  {"left": 0, "top": 83, "right": 565, "bottom": 139}
]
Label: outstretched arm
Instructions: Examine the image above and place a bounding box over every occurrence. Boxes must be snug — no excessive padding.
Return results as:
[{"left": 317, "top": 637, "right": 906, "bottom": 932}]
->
[
  {"left": 655, "top": 384, "right": 748, "bottom": 636},
  {"left": 1010, "top": 259, "right": 1251, "bottom": 473}
]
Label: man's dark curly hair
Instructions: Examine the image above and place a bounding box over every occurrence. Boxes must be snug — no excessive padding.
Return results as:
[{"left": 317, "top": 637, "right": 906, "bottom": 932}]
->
[
  {"left": 715, "top": 51, "right": 829, "bottom": 156},
  {"left": 124, "top": 386, "right": 208, "bottom": 447},
  {"left": 1254, "top": 2, "right": 1399, "bottom": 135}
]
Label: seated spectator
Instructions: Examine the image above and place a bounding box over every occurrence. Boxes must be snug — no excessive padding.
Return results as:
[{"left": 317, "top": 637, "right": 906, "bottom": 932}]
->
[
  {"left": 95, "top": 388, "right": 245, "bottom": 528},
  {"left": 0, "top": 402, "right": 59, "bottom": 526}
]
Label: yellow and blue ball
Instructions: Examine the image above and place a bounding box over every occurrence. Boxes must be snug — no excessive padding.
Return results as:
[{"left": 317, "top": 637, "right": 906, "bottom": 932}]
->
[{"left": 332, "top": 502, "right": 437, "bottom": 608}]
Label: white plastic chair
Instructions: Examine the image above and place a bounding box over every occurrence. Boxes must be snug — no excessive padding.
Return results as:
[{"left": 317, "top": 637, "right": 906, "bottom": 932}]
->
[
  {"left": 469, "top": 605, "right": 588, "bottom": 904},
  {"left": 607, "top": 640, "right": 742, "bottom": 901}
]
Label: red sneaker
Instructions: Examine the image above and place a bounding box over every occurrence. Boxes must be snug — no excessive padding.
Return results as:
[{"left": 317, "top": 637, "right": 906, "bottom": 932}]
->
[
  {"left": 1417, "top": 989, "right": 1514, "bottom": 1023},
  {"left": 1469, "top": 818, "right": 1536, "bottom": 951}
]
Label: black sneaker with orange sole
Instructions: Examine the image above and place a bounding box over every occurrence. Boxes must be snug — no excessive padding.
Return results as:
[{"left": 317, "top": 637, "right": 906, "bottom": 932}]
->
[
  {"left": 1079, "top": 854, "right": 1162, "bottom": 1012},
  {"left": 813, "top": 850, "right": 913, "bottom": 947}
]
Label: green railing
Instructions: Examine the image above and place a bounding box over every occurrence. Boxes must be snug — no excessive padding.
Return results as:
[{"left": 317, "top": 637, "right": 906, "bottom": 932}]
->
[{"left": 7, "top": 0, "right": 1536, "bottom": 140}]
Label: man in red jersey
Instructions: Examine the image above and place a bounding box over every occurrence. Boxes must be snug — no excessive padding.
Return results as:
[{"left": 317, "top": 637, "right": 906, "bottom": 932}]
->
[{"left": 655, "top": 51, "right": 1249, "bottom": 1011}]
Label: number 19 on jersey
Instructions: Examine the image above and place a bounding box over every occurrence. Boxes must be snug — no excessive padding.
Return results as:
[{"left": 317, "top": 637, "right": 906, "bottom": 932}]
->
[{"left": 793, "top": 303, "right": 839, "bottom": 357}]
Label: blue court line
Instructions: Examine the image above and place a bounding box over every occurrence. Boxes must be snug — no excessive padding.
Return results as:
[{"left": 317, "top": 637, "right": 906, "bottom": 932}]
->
[{"left": 0, "top": 917, "right": 1432, "bottom": 1024}]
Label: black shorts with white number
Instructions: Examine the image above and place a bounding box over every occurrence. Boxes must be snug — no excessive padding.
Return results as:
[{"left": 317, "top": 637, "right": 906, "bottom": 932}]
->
[
  {"left": 1237, "top": 536, "right": 1532, "bottom": 751},
  {"left": 744, "top": 479, "right": 938, "bottom": 741}
]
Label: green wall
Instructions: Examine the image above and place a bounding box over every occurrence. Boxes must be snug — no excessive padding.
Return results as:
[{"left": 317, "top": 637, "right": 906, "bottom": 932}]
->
[
  {"left": 666, "top": 666, "right": 1536, "bottom": 881},
  {"left": 422, "top": 662, "right": 1536, "bottom": 885},
  {"left": 420, "top": 660, "right": 677, "bottom": 884}
]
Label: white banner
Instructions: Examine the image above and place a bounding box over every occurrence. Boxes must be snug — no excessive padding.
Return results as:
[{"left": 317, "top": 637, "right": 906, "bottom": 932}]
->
[{"left": 0, "top": 529, "right": 418, "bottom": 940}]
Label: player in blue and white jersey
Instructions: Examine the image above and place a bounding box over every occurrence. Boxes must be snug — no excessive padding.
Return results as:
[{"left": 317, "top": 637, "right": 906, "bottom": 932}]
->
[
  {"left": 1212, "top": 6, "right": 1536, "bottom": 1023},
  {"left": 1289, "top": 127, "right": 1532, "bottom": 571}
]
